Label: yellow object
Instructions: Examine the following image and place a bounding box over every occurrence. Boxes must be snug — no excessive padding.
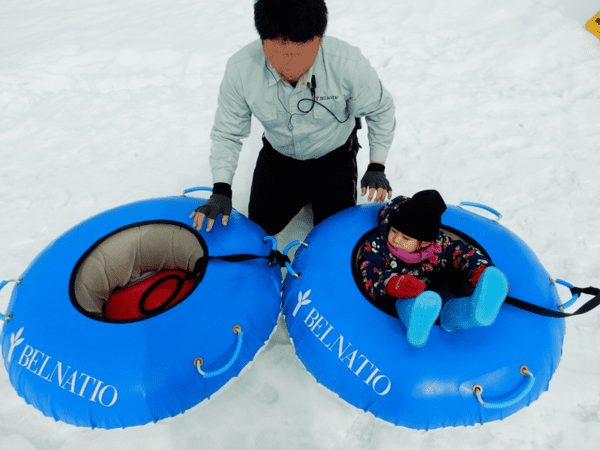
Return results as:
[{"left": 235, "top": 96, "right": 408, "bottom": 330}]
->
[{"left": 586, "top": 11, "right": 600, "bottom": 40}]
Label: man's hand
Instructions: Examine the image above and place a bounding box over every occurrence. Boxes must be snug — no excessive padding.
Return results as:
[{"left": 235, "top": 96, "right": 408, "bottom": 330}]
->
[
  {"left": 360, "top": 162, "right": 392, "bottom": 203},
  {"left": 189, "top": 183, "right": 233, "bottom": 232}
]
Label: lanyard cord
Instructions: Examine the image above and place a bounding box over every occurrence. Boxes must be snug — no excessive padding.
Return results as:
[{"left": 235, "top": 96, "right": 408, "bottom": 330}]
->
[{"left": 265, "top": 60, "right": 350, "bottom": 130}]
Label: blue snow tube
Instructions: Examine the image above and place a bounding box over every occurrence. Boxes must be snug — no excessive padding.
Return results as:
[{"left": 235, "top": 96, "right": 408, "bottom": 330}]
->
[
  {"left": 282, "top": 203, "right": 566, "bottom": 429},
  {"left": 0, "top": 192, "right": 282, "bottom": 429}
]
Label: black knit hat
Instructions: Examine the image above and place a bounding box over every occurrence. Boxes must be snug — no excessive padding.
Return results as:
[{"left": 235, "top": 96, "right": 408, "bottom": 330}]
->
[{"left": 388, "top": 190, "right": 447, "bottom": 241}]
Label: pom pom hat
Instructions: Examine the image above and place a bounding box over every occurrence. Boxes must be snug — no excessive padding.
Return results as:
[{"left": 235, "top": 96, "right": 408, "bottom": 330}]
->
[{"left": 388, "top": 190, "right": 447, "bottom": 242}]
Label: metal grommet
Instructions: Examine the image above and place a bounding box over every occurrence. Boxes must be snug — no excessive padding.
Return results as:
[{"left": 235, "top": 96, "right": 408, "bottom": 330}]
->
[
  {"left": 520, "top": 365, "right": 530, "bottom": 376},
  {"left": 472, "top": 384, "right": 485, "bottom": 406},
  {"left": 194, "top": 357, "right": 203, "bottom": 367},
  {"left": 294, "top": 272, "right": 302, "bottom": 279},
  {"left": 233, "top": 325, "right": 242, "bottom": 334},
  {"left": 5, "top": 314, "right": 12, "bottom": 322}
]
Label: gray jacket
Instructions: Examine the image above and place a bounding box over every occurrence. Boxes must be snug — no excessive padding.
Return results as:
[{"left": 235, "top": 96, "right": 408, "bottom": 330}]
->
[{"left": 209, "top": 36, "right": 396, "bottom": 185}]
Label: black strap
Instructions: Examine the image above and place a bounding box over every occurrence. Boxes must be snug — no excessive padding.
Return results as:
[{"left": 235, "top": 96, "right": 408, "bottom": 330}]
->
[
  {"left": 191, "top": 251, "right": 289, "bottom": 278},
  {"left": 135, "top": 251, "right": 288, "bottom": 316},
  {"left": 504, "top": 286, "right": 600, "bottom": 318},
  {"left": 194, "top": 253, "right": 600, "bottom": 319},
  {"left": 350, "top": 118, "right": 362, "bottom": 153}
]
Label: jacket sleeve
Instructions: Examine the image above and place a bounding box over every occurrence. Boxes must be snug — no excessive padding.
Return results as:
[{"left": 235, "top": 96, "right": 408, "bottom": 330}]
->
[
  {"left": 359, "top": 236, "right": 399, "bottom": 301},
  {"left": 209, "top": 64, "right": 252, "bottom": 185}
]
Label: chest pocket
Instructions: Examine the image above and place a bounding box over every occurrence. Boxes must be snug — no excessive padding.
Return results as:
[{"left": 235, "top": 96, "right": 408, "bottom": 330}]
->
[
  {"left": 248, "top": 98, "right": 291, "bottom": 133},
  {"left": 248, "top": 99, "right": 279, "bottom": 124}
]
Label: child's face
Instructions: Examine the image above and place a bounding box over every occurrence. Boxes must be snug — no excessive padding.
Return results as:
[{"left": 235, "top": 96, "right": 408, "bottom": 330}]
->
[{"left": 387, "top": 227, "right": 431, "bottom": 253}]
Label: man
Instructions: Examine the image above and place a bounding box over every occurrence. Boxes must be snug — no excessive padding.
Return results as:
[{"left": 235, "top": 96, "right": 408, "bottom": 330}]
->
[{"left": 192, "top": 0, "right": 396, "bottom": 235}]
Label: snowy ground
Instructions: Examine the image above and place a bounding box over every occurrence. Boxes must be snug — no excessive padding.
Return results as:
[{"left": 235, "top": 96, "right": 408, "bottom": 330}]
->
[{"left": 1, "top": 0, "right": 600, "bottom": 449}]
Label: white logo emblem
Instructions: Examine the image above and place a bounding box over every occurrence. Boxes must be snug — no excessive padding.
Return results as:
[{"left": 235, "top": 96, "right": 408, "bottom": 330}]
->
[
  {"left": 7, "top": 327, "right": 25, "bottom": 363},
  {"left": 293, "top": 290, "right": 312, "bottom": 317}
]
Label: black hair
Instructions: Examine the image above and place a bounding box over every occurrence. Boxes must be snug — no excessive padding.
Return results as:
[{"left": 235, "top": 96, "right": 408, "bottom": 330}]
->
[{"left": 254, "top": 0, "right": 328, "bottom": 43}]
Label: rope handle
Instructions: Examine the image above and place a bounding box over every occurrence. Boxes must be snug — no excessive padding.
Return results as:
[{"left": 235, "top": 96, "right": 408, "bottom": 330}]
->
[
  {"left": 263, "top": 236, "right": 278, "bottom": 252},
  {"left": 282, "top": 240, "right": 310, "bottom": 279},
  {"left": 0, "top": 279, "right": 22, "bottom": 322},
  {"left": 473, "top": 366, "right": 535, "bottom": 409},
  {"left": 458, "top": 202, "right": 502, "bottom": 222},
  {"left": 194, "top": 325, "right": 244, "bottom": 378},
  {"left": 552, "top": 278, "right": 581, "bottom": 311},
  {"left": 182, "top": 186, "right": 213, "bottom": 196}
]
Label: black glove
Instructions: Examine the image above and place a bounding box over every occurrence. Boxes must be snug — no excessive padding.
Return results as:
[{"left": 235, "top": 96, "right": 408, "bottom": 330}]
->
[
  {"left": 192, "top": 183, "right": 232, "bottom": 231},
  {"left": 361, "top": 163, "right": 392, "bottom": 202}
]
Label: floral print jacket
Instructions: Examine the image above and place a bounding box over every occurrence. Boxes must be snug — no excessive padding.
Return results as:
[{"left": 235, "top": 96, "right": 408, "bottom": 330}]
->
[{"left": 358, "top": 196, "right": 493, "bottom": 302}]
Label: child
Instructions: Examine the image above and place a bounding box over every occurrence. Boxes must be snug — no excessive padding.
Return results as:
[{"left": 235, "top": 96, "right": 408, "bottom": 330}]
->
[{"left": 358, "top": 190, "right": 508, "bottom": 348}]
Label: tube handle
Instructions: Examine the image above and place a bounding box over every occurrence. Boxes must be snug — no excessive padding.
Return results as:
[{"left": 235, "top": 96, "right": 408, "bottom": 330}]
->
[
  {"left": 194, "top": 325, "right": 243, "bottom": 378},
  {"left": 182, "top": 186, "right": 213, "bottom": 196},
  {"left": 459, "top": 202, "right": 502, "bottom": 222},
  {"left": 283, "top": 240, "right": 310, "bottom": 279},
  {"left": 0, "top": 279, "right": 22, "bottom": 322},
  {"left": 552, "top": 278, "right": 580, "bottom": 311},
  {"left": 473, "top": 366, "right": 535, "bottom": 409}
]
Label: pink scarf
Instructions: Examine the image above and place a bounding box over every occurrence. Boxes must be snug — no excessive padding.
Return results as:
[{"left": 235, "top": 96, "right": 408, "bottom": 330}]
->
[{"left": 387, "top": 242, "right": 435, "bottom": 264}]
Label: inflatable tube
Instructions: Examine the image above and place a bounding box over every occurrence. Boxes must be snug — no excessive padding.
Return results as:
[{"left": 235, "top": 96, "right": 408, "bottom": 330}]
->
[
  {"left": 1, "top": 195, "right": 282, "bottom": 429},
  {"left": 282, "top": 203, "right": 566, "bottom": 429}
]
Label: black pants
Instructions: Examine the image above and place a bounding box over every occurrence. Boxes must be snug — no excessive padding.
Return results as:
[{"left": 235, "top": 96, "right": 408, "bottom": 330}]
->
[{"left": 249, "top": 130, "right": 360, "bottom": 236}]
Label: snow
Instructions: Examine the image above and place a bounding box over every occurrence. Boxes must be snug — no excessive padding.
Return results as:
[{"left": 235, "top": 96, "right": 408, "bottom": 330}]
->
[{"left": 1, "top": 0, "right": 599, "bottom": 448}]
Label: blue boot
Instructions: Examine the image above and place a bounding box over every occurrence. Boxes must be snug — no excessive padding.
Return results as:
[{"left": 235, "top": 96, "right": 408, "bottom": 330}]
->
[
  {"left": 396, "top": 291, "right": 442, "bottom": 348},
  {"left": 440, "top": 267, "right": 508, "bottom": 332}
]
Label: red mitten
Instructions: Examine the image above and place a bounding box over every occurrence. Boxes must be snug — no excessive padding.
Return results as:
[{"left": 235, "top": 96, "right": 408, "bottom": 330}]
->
[
  {"left": 470, "top": 266, "right": 487, "bottom": 287},
  {"left": 385, "top": 274, "right": 427, "bottom": 298}
]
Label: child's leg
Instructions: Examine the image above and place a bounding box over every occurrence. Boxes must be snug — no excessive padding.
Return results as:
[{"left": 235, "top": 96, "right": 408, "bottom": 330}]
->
[
  {"left": 395, "top": 292, "right": 442, "bottom": 348},
  {"left": 439, "top": 267, "right": 508, "bottom": 332}
]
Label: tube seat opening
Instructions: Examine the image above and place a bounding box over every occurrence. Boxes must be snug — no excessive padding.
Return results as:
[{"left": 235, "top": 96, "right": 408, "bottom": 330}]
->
[
  {"left": 351, "top": 226, "right": 491, "bottom": 318},
  {"left": 70, "top": 222, "right": 207, "bottom": 322}
]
